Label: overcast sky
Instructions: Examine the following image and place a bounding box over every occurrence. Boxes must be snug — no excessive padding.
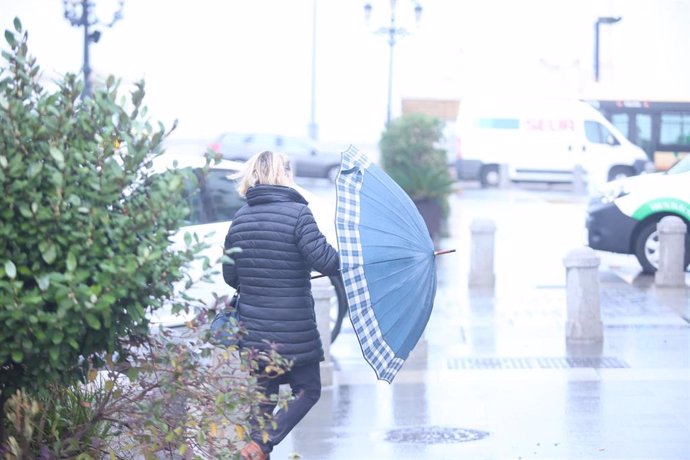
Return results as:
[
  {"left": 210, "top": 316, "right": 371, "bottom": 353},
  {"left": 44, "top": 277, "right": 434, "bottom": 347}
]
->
[{"left": 2, "top": 0, "right": 689, "bottom": 147}]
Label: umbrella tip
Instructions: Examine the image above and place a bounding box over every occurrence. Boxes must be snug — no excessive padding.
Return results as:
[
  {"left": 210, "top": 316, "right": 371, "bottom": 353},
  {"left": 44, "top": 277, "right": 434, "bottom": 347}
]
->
[{"left": 434, "top": 249, "right": 457, "bottom": 256}]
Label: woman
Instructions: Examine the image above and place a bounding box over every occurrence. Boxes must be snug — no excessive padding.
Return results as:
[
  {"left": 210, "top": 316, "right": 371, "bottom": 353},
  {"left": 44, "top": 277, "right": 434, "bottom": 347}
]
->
[{"left": 222, "top": 150, "right": 340, "bottom": 460}]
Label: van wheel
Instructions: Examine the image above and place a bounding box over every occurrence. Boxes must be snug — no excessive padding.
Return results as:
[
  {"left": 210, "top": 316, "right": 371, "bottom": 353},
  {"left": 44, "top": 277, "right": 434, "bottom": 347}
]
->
[
  {"left": 480, "top": 165, "right": 500, "bottom": 188},
  {"left": 608, "top": 165, "right": 635, "bottom": 182},
  {"left": 633, "top": 219, "right": 690, "bottom": 273}
]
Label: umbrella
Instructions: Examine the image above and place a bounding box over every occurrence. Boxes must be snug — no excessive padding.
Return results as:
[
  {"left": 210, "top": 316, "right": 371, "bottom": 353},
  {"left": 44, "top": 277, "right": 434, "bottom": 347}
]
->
[{"left": 335, "top": 145, "right": 450, "bottom": 383}]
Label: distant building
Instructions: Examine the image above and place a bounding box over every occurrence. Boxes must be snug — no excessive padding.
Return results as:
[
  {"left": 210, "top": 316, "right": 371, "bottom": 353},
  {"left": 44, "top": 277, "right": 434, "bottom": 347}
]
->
[{"left": 401, "top": 98, "right": 459, "bottom": 122}]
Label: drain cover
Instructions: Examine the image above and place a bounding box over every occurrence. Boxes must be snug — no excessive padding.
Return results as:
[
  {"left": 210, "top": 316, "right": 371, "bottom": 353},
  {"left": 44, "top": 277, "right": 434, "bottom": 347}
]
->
[{"left": 384, "top": 426, "right": 489, "bottom": 444}]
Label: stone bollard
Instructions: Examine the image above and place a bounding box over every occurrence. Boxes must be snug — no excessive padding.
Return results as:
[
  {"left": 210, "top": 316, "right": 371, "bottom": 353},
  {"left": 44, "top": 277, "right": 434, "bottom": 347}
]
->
[
  {"left": 469, "top": 219, "right": 496, "bottom": 287},
  {"left": 312, "top": 276, "right": 335, "bottom": 386},
  {"left": 655, "top": 216, "right": 688, "bottom": 287},
  {"left": 499, "top": 163, "right": 511, "bottom": 189},
  {"left": 572, "top": 164, "right": 587, "bottom": 195},
  {"left": 563, "top": 247, "right": 603, "bottom": 342}
]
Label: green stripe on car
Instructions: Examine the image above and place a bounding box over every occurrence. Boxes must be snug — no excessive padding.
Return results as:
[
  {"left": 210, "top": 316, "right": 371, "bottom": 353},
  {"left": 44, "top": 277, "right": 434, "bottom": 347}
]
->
[{"left": 632, "top": 198, "right": 690, "bottom": 221}]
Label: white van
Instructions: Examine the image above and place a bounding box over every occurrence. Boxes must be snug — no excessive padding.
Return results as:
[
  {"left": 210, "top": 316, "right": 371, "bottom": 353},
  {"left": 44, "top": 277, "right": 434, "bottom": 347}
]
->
[{"left": 454, "top": 98, "right": 652, "bottom": 188}]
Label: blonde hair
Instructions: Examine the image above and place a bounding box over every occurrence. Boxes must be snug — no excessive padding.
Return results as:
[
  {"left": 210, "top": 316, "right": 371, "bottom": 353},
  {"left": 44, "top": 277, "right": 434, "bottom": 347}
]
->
[{"left": 235, "top": 150, "right": 293, "bottom": 197}]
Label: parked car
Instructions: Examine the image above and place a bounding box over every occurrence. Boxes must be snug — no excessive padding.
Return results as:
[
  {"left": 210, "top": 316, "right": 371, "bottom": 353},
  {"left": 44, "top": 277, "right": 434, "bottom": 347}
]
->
[
  {"left": 208, "top": 133, "right": 342, "bottom": 182},
  {"left": 148, "top": 154, "right": 348, "bottom": 342},
  {"left": 586, "top": 155, "right": 690, "bottom": 273}
]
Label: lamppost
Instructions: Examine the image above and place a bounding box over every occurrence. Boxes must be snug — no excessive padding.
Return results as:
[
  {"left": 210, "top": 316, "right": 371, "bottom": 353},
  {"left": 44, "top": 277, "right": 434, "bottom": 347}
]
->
[
  {"left": 309, "top": 0, "right": 318, "bottom": 140},
  {"left": 364, "top": 0, "right": 422, "bottom": 126},
  {"left": 63, "top": 0, "right": 124, "bottom": 97},
  {"left": 594, "top": 16, "right": 621, "bottom": 82}
]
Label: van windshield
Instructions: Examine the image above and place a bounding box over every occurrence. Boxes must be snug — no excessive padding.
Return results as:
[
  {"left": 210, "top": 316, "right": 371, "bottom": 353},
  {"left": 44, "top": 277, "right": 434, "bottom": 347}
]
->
[{"left": 667, "top": 155, "right": 690, "bottom": 174}]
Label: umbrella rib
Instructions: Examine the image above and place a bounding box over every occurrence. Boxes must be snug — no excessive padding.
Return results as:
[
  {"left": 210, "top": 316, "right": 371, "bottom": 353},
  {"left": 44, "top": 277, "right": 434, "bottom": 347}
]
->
[
  {"left": 343, "top": 254, "right": 425, "bottom": 270},
  {"left": 357, "top": 222, "right": 423, "bottom": 246},
  {"left": 358, "top": 198, "right": 425, "bottom": 241}
]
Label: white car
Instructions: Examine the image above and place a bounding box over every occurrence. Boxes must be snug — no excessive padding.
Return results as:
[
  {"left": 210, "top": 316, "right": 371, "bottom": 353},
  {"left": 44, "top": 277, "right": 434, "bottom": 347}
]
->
[
  {"left": 208, "top": 133, "right": 342, "bottom": 182},
  {"left": 148, "top": 154, "right": 347, "bottom": 342},
  {"left": 586, "top": 155, "right": 690, "bottom": 273}
]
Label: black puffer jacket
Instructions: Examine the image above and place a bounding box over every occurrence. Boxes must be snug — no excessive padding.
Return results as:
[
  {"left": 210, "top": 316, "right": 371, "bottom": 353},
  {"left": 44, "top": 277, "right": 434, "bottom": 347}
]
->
[{"left": 222, "top": 185, "right": 340, "bottom": 365}]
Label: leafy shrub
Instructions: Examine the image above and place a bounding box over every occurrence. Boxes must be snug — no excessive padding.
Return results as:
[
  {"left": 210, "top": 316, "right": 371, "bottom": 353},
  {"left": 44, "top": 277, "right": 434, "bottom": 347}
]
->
[
  {"left": 0, "top": 18, "right": 199, "bottom": 396},
  {"left": 0, "top": 19, "right": 293, "bottom": 458},
  {"left": 379, "top": 113, "right": 454, "bottom": 241},
  {"left": 379, "top": 113, "right": 453, "bottom": 207}
]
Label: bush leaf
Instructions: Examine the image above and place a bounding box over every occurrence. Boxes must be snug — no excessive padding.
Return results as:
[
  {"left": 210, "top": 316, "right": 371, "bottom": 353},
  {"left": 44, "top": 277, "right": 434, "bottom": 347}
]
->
[
  {"left": 4, "top": 30, "right": 16, "bottom": 47},
  {"left": 66, "top": 252, "right": 77, "bottom": 271},
  {"left": 49, "top": 146, "right": 65, "bottom": 168},
  {"left": 40, "top": 243, "right": 57, "bottom": 264},
  {"left": 36, "top": 274, "right": 50, "bottom": 291},
  {"left": 84, "top": 313, "right": 101, "bottom": 330},
  {"left": 4, "top": 260, "right": 16, "bottom": 279}
]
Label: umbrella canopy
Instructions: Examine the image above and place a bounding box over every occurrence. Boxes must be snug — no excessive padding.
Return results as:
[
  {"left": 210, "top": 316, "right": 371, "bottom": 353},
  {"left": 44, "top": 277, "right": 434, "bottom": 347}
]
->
[{"left": 335, "top": 145, "right": 437, "bottom": 383}]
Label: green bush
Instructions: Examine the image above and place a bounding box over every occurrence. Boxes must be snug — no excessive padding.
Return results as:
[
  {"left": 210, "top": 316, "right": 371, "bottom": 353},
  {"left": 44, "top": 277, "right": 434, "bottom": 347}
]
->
[
  {"left": 0, "top": 18, "right": 198, "bottom": 402},
  {"left": 0, "top": 19, "right": 294, "bottom": 458},
  {"left": 380, "top": 113, "right": 454, "bottom": 244},
  {"left": 379, "top": 113, "right": 453, "bottom": 209}
]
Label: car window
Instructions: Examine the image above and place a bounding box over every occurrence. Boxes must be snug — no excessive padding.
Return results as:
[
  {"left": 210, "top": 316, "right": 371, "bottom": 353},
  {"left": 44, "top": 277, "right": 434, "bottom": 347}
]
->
[
  {"left": 611, "top": 113, "right": 629, "bottom": 138},
  {"left": 585, "top": 121, "right": 619, "bottom": 145},
  {"left": 584, "top": 121, "right": 604, "bottom": 143},
  {"left": 219, "top": 133, "right": 248, "bottom": 145},
  {"left": 184, "top": 168, "right": 245, "bottom": 225},
  {"left": 636, "top": 113, "right": 653, "bottom": 156},
  {"left": 248, "top": 134, "right": 277, "bottom": 150},
  {"left": 660, "top": 112, "right": 690, "bottom": 145},
  {"left": 667, "top": 155, "right": 690, "bottom": 174},
  {"left": 279, "top": 136, "right": 314, "bottom": 154}
]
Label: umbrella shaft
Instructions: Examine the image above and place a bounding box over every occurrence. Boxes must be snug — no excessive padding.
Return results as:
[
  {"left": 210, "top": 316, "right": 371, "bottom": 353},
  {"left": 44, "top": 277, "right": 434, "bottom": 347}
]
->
[{"left": 311, "top": 249, "right": 456, "bottom": 279}]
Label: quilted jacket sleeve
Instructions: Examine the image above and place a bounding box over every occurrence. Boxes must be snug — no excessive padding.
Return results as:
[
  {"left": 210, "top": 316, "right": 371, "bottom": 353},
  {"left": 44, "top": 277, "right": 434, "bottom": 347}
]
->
[
  {"left": 295, "top": 206, "right": 340, "bottom": 276},
  {"left": 222, "top": 228, "right": 239, "bottom": 289}
]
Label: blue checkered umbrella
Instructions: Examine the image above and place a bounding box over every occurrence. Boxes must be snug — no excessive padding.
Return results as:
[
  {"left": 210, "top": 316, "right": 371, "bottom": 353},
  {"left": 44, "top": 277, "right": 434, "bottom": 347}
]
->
[{"left": 335, "top": 145, "right": 439, "bottom": 382}]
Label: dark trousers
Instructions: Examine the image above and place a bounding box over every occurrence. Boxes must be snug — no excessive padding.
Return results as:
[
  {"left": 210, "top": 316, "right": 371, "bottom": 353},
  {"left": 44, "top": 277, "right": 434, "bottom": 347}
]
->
[{"left": 250, "top": 361, "right": 322, "bottom": 455}]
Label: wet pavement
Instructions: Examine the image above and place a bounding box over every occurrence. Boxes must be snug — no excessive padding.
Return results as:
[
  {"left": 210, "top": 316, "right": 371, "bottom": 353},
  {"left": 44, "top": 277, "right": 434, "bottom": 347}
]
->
[{"left": 272, "top": 183, "right": 690, "bottom": 460}]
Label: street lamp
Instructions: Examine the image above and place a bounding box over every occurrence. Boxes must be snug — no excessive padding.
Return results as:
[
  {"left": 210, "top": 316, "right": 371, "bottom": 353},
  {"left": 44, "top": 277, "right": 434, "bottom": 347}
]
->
[
  {"left": 63, "top": 0, "right": 124, "bottom": 97},
  {"left": 594, "top": 16, "right": 621, "bottom": 82},
  {"left": 309, "top": 0, "right": 319, "bottom": 141},
  {"left": 364, "top": 0, "right": 422, "bottom": 126}
]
